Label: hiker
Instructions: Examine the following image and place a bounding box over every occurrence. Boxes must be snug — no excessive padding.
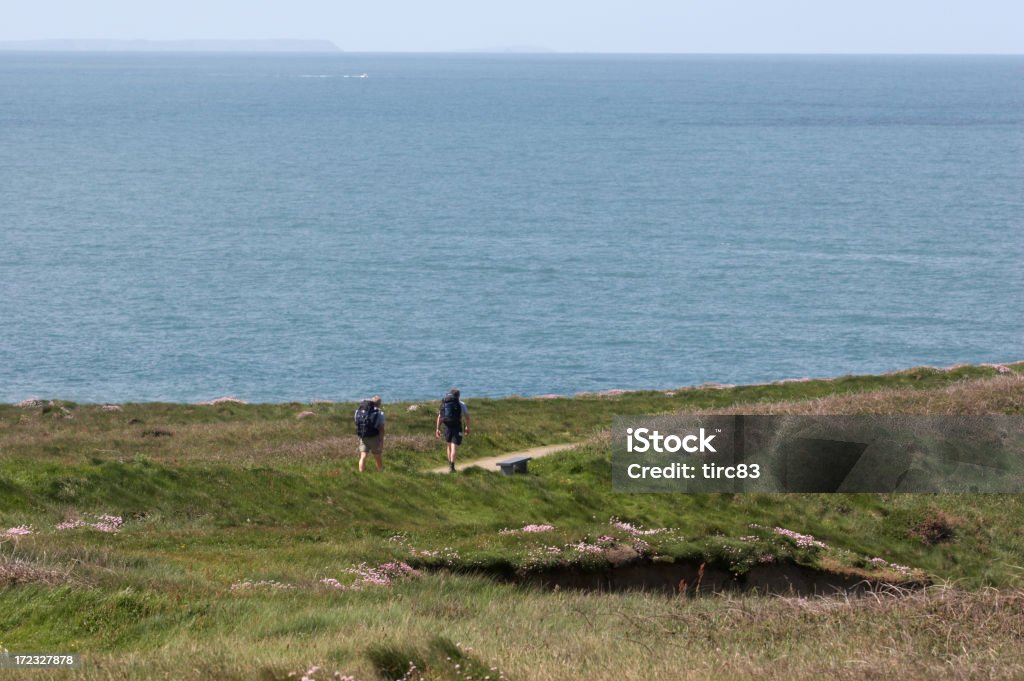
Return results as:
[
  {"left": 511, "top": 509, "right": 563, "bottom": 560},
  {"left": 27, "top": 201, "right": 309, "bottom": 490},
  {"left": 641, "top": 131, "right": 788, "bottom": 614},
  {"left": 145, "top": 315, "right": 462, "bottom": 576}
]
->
[
  {"left": 354, "top": 395, "right": 386, "bottom": 472},
  {"left": 435, "top": 388, "right": 470, "bottom": 473}
]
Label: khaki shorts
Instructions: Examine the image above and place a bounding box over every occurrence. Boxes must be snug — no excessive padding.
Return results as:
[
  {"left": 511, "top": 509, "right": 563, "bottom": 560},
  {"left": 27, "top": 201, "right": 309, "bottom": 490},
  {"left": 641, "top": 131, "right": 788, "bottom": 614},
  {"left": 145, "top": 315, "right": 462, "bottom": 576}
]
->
[{"left": 359, "top": 435, "right": 383, "bottom": 455}]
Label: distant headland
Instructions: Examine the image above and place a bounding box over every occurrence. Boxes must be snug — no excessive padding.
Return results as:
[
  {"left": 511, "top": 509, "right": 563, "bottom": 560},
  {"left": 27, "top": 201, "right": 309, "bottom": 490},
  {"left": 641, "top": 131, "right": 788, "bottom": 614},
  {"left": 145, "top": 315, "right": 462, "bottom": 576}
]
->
[{"left": 0, "top": 39, "right": 341, "bottom": 53}]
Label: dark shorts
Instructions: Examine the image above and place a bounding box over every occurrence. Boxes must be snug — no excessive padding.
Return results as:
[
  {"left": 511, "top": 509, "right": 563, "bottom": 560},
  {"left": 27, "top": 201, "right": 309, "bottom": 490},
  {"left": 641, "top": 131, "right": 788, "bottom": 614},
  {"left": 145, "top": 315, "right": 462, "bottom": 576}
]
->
[{"left": 442, "top": 423, "right": 463, "bottom": 445}]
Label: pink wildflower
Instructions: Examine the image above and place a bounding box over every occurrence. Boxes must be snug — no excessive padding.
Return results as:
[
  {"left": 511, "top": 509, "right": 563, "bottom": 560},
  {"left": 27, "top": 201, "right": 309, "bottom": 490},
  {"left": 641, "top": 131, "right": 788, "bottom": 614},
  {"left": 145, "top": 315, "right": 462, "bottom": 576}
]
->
[
  {"left": 55, "top": 519, "right": 86, "bottom": 530},
  {"left": 500, "top": 523, "right": 554, "bottom": 535},
  {"left": 609, "top": 516, "right": 669, "bottom": 536},
  {"left": 55, "top": 514, "right": 125, "bottom": 533},
  {"left": 568, "top": 541, "right": 604, "bottom": 554},
  {"left": 3, "top": 525, "right": 33, "bottom": 537},
  {"left": 93, "top": 515, "right": 124, "bottom": 533},
  {"left": 320, "top": 578, "right": 346, "bottom": 590},
  {"left": 772, "top": 527, "right": 827, "bottom": 549},
  {"left": 332, "top": 561, "right": 422, "bottom": 590}
]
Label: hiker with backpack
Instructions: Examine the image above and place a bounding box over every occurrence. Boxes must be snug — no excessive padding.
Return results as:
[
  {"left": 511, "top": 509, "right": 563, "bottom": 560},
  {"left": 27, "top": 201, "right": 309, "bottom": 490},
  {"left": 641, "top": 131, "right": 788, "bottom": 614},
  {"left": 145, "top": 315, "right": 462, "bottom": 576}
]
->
[
  {"left": 354, "top": 395, "right": 386, "bottom": 472},
  {"left": 436, "top": 388, "right": 470, "bottom": 473}
]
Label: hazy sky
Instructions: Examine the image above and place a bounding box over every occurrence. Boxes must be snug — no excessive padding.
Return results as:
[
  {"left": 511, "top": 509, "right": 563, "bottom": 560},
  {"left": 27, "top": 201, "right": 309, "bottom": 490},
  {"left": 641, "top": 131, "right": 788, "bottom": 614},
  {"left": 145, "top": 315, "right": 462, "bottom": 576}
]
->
[{"left": 3, "top": 0, "right": 1022, "bottom": 53}]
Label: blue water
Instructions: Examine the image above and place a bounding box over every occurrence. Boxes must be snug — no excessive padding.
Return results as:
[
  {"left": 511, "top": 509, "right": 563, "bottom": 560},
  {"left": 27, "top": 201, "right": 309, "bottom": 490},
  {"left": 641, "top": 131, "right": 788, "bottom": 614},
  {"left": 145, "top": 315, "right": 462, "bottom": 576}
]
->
[{"left": 1, "top": 54, "right": 1022, "bottom": 403}]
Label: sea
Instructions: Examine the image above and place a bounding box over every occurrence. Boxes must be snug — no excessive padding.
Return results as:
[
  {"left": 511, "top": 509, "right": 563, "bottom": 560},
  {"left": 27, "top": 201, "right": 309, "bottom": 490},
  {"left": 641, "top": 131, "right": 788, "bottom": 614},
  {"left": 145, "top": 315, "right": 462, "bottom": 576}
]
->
[{"left": 1, "top": 53, "right": 1022, "bottom": 403}]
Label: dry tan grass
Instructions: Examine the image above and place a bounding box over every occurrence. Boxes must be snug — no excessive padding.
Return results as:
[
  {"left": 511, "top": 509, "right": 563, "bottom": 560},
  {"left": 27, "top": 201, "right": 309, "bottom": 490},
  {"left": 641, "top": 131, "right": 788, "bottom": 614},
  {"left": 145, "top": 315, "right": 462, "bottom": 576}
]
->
[
  {"left": 703, "top": 374, "right": 1024, "bottom": 416},
  {"left": 0, "top": 556, "right": 71, "bottom": 587},
  {"left": 0, "top": 414, "right": 439, "bottom": 464},
  {"left": 251, "top": 434, "right": 437, "bottom": 461}
]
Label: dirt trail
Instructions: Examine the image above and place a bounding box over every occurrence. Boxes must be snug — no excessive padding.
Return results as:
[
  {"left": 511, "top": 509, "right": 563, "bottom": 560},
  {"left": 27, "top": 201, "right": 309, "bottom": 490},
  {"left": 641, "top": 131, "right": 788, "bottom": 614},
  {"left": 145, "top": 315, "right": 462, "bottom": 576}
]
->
[{"left": 429, "top": 442, "right": 579, "bottom": 474}]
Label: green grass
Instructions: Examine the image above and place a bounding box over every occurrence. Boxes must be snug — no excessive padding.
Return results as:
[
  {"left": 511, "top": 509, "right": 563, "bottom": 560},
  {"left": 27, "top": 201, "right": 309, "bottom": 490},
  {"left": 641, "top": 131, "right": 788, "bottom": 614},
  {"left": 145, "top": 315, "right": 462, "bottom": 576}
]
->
[
  {"left": 3, "top": 579, "right": 1024, "bottom": 680},
  {"left": 2, "top": 362, "right": 1024, "bottom": 679}
]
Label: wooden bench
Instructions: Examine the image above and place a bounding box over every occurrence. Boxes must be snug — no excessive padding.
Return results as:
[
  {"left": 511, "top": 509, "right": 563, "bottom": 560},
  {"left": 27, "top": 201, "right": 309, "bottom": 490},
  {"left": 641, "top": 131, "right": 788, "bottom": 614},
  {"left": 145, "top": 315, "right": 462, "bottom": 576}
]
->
[{"left": 496, "top": 456, "right": 532, "bottom": 475}]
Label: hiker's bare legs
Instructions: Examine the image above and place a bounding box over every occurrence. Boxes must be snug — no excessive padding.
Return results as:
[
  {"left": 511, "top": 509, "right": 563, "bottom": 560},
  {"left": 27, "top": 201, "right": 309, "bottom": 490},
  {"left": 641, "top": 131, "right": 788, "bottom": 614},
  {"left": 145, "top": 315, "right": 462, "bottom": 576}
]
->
[
  {"left": 359, "top": 448, "right": 383, "bottom": 472},
  {"left": 437, "top": 409, "right": 462, "bottom": 472}
]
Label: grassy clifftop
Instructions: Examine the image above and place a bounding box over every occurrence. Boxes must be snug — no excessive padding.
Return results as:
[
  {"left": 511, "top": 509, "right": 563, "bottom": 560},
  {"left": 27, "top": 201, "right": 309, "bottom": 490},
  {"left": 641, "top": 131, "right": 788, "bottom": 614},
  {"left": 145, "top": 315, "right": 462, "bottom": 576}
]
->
[{"left": 2, "top": 362, "right": 1023, "bottom": 680}]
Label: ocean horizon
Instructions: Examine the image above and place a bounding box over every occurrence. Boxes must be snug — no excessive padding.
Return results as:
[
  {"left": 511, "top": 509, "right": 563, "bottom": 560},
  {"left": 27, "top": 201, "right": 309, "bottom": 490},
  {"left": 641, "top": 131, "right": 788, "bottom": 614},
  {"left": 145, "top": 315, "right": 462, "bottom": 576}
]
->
[{"left": 2, "top": 53, "right": 1022, "bottom": 403}]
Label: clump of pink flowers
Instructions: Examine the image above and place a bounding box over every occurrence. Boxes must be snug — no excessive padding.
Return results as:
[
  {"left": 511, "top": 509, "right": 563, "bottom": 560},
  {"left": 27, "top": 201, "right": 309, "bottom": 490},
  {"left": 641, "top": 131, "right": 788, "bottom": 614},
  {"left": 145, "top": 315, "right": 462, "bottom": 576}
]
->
[
  {"left": 499, "top": 523, "right": 554, "bottom": 535},
  {"left": 55, "top": 514, "right": 124, "bottom": 534},
  {"left": 3, "top": 525, "right": 33, "bottom": 537},
  {"left": 523, "top": 545, "right": 563, "bottom": 565},
  {"left": 632, "top": 539, "right": 651, "bottom": 555},
  {"left": 867, "top": 557, "right": 915, "bottom": 577},
  {"left": 94, "top": 515, "right": 124, "bottom": 533},
  {"left": 610, "top": 517, "right": 670, "bottom": 536},
  {"left": 321, "top": 561, "right": 421, "bottom": 591},
  {"left": 771, "top": 527, "right": 827, "bottom": 549},
  {"left": 567, "top": 541, "right": 604, "bottom": 555},
  {"left": 349, "top": 561, "right": 420, "bottom": 586},
  {"left": 55, "top": 520, "right": 85, "bottom": 530}
]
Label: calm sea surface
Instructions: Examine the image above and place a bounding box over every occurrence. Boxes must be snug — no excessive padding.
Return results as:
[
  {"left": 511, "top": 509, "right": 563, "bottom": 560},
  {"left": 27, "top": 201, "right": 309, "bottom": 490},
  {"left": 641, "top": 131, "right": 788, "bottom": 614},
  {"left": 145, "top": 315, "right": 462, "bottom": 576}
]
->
[{"left": 1, "top": 54, "right": 1022, "bottom": 403}]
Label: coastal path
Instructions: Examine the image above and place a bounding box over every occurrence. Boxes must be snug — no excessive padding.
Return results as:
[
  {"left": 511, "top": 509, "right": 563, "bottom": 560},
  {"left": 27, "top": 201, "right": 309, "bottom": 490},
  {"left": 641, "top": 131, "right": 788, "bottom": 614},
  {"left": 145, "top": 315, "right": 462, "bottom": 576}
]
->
[{"left": 429, "top": 443, "right": 579, "bottom": 474}]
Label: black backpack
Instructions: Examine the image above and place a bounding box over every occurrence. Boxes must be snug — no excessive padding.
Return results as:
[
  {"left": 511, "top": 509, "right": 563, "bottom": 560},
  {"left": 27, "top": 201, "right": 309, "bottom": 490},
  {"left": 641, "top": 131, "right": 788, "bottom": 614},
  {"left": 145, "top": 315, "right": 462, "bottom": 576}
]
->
[
  {"left": 440, "top": 394, "right": 461, "bottom": 427},
  {"left": 354, "top": 400, "right": 380, "bottom": 437}
]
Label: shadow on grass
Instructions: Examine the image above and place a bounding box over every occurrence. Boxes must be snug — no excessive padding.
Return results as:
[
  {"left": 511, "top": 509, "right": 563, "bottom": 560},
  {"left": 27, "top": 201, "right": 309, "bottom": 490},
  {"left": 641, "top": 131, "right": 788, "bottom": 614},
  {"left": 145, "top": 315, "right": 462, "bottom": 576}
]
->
[{"left": 367, "top": 636, "right": 508, "bottom": 680}]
